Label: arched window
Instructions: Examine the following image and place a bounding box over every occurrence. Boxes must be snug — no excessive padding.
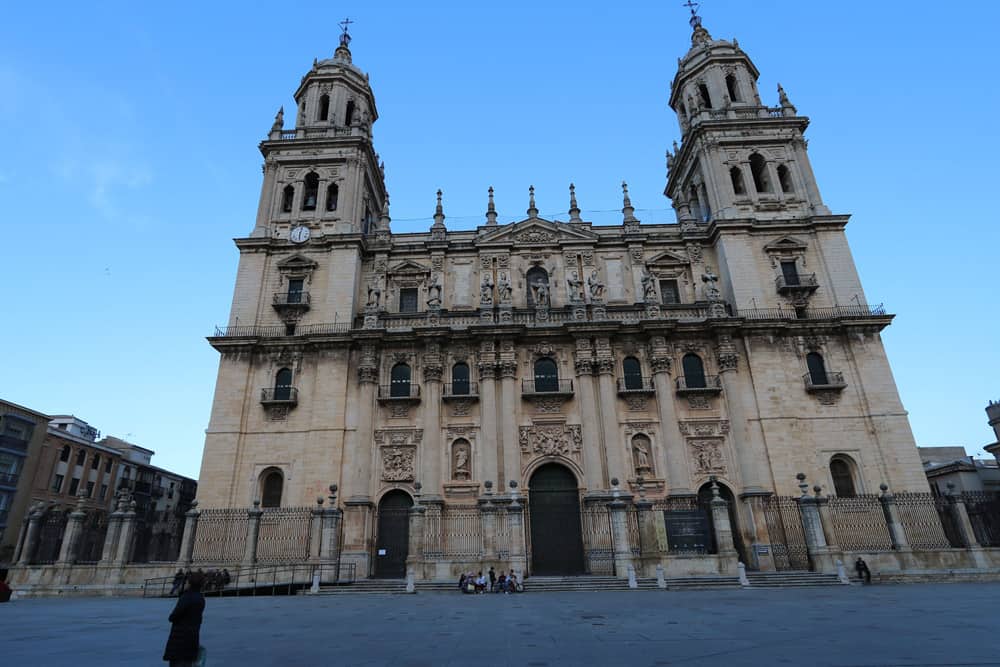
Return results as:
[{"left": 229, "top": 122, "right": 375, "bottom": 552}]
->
[
  {"left": 325, "top": 183, "right": 339, "bottom": 212},
  {"left": 533, "top": 357, "right": 559, "bottom": 393},
  {"left": 91, "top": 454, "right": 101, "bottom": 470},
  {"left": 274, "top": 367, "right": 293, "bottom": 401},
  {"left": 318, "top": 94, "right": 330, "bottom": 122},
  {"left": 451, "top": 362, "right": 470, "bottom": 395},
  {"left": 60, "top": 445, "right": 71, "bottom": 462},
  {"left": 260, "top": 468, "right": 283, "bottom": 508},
  {"left": 777, "top": 164, "right": 794, "bottom": 193},
  {"left": 749, "top": 153, "right": 771, "bottom": 192},
  {"left": 806, "top": 352, "right": 829, "bottom": 386},
  {"left": 698, "top": 83, "right": 712, "bottom": 109},
  {"left": 345, "top": 100, "right": 356, "bottom": 126},
  {"left": 281, "top": 185, "right": 294, "bottom": 213},
  {"left": 726, "top": 74, "right": 741, "bottom": 102},
  {"left": 689, "top": 184, "right": 703, "bottom": 221},
  {"left": 830, "top": 457, "right": 857, "bottom": 497},
  {"left": 302, "top": 172, "right": 319, "bottom": 211},
  {"left": 679, "top": 103, "right": 687, "bottom": 118},
  {"left": 682, "top": 354, "right": 707, "bottom": 389},
  {"left": 526, "top": 266, "right": 550, "bottom": 307},
  {"left": 390, "top": 363, "right": 412, "bottom": 398},
  {"left": 730, "top": 166, "right": 746, "bottom": 196},
  {"left": 622, "top": 356, "right": 643, "bottom": 391}
]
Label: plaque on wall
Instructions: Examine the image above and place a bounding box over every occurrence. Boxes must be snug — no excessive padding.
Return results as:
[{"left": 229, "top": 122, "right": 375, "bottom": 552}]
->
[{"left": 663, "top": 509, "right": 711, "bottom": 553}]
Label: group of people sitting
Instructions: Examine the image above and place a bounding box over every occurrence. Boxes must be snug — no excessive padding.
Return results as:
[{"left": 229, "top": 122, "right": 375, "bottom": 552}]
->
[
  {"left": 169, "top": 567, "right": 231, "bottom": 596},
  {"left": 459, "top": 567, "right": 522, "bottom": 594}
]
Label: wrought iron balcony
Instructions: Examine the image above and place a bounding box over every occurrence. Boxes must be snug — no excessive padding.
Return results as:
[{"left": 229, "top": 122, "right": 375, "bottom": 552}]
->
[
  {"left": 273, "top": 291, "right": 311, "bottom": 307},
  {"left": 442, "top": 382, "right": 479, "bottom": 400},
  {"left": 617, "top": 377, "right": 656, "bottom": 395},
  {"left": 521, "top": 379, "right": 574, "bottom": 398},
  {"left": 803, "top": 371, "right": 847, "bottom": 392},
  {"left": 377, "top": 384, "right": 422, "bottom": 402},
  {"left": 0, "top": 471, "right": 19, "bottom": 488},
  {"left": 735, "top": 303, "right": 887, "bottom": 321},
  {"left": 775, "top": 273, "right": 819, "bottom": 296},
  {"left": 260, "top": 386, "right": 299, "bottom": 406},
  {"left": 675, "top": 375, "right": 723, "bottom": 395}
]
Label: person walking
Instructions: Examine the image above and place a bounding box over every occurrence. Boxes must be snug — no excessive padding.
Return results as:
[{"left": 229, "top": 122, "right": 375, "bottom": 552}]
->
[
  {"left": 854, "top": 557, "right": 871, "bottom": 584},
  {"left": 163, "top": 571, "right": 206, "bottom": 666},
  {"left": 488, "top": 567, "right": 496, "bottom": 592},
  {"left": 169, "top": 570, "right": 185, "bottom": 597}
]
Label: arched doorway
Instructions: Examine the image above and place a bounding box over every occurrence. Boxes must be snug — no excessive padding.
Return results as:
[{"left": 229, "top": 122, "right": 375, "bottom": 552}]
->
[
  {"left": 528, "top": 463, "right": 585, "bottom": 575},
  {"left": 374, "top": 490, "right": 412, "bottom": 578},
  {"left": 697, "top": 481, "right": 747, "bottom": 564}
]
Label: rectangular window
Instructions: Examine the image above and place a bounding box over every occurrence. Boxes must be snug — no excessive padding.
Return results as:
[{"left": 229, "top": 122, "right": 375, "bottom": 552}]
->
[
  {"left": 105, "top": 459, "right": 113, "bottom": 473},
  {"left": 659, "top": 279, "right": 680, "bottom": 305},
  {"left": 399, "top": 288, "right": 418, "bottom": 313},
  {"left": 86, "top": 481, "right": 95, "bottom": 498},
  {"left": 76, "top": 450, "right": 86, "bottom": 466},
  {"left": 781, "top": 261, "right": 800, "bottom": 286},
  {"left": 91, "top": 456, "right": 100, "bottom": 470},
  {"left": 52, "top": 474, "right": 64, "bottom": 493},
  {"left": 68, "top": 477, "right": 80, "bottom": 496},
  {"left": 287, "top": 278, "right": 304, "bottom": 304},
  {"left": 100, "top": 484, "right": 108, "bottom": 500},
  {"left": 60, "top": 446, "right": 70, "bottom": 462}
]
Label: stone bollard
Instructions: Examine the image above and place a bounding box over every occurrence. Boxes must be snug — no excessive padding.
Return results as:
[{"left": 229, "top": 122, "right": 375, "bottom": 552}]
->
[
  {"left": 57, "top": 494, "right": 88, "bottom": 566},
  {"left": 627, "top": 563, "right": 638, "bottom": 589},
  {"left": 737, "top": 562, "right": 750, "bottom": 587},
  {"left": 17, "top": 503, "right": 47, "bottom": 566},
  {"left": 114, "top": 500, "right": 138, "bottom": 565},
  {"left": 405, "top": 568, "right": 416, "bottom": 594},
  {"left": 836, "top": 560, "right": 850, "bottom": 585},
  {"left": 607, "top": 478, "right": 635, "bottom": 579},
  {"left": 656, "top": 564, "right": 666, "bottom": 589},
  {"left": 310, "top": 571, "right": 321, "bottom": 594},
  {"left": 176, "top": 501, "right": 200, "bottom": 567}
]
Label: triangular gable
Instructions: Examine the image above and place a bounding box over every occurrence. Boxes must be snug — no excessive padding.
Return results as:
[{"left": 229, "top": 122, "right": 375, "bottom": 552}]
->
[
  {"left": 389, "top": 259, "right": 431, "bottom": 274},
  {"left": 646, "top": 250, "right": 690, "bottom": 266},
  {"left": 276, "top": 254, "right": 318, "bottom": 272},
  {"left": 763, "top": 236, "right": 808, "bottom": 253},
  {"left": 477, "top": 218, "right": 598, "bottom": 246}
]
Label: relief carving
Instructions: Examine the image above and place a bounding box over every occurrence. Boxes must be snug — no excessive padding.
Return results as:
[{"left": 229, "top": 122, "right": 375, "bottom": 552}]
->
[
  {"left": 381, "top": 446, "right": 416, "bottom": 482},
  {"left": 690, "top": 439, "right": 726, "bottom": 474},
  {"left": 519, "top": 424, "right": 582, "bottom": 458}
]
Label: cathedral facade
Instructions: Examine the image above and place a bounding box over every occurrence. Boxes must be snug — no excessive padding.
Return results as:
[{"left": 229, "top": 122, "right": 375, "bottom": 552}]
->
[{"left": 197, "top": 18, "right": 928, "bottom": 578}]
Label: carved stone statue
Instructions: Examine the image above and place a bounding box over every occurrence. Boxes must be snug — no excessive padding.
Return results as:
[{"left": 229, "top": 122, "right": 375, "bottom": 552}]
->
[
  {"left": 641, "top": 269, "right": 658, "bottom": 302},
  {"left": 633, "top": 438, "right": 651, "bottom": 471},
  {"left": 497, "top": 271, "right": 512, "bottom": 303},
  {"left": 588, "top": 270, "right": 605, "bottom": 300},
  {"left": 480, "top": 273, "right": 494, "bottom": 305},
  {"left": 566, "top": 271, "right": 583, "bottom": 302},
  {"left": 701, "top": 267, "right": 721, "bottom": 301},
  {"left": 532, "top": 283, "right": 549, "bottom": 307},
  {"left": 366, "top": 278, "right": 382, "bottom": 307},
  {"left": 427, "top": 274, "right": 442, "bottom": 307}
]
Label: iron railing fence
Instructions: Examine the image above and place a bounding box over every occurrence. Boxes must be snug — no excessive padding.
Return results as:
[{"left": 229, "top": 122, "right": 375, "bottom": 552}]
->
[
  {"left": 675, "top": 375, "right": 722, "bottom": 392},
  {"left": 761, "top": 496, "right": 810, "bottom": 571},
  {"left": 256, "top": 507, "right": 313, "bottom": 563},
  {"left": 142, "top": 562, "right": 356, "bottom": 599},
  {"left": 192, "top": 509, "right": 250, "bottom": 563},
  {"left": 934, "top": 496, "right": 967, "bottom": 548},
  {"left": 616, "top": 377, "right": 655, "bottom": 393},
  {"left": 30, "top": 510, "right": 68, "bottom": 564},
  {"left": 827, "top": 495, "right": 893, "bottom": 552},
  {"left": 131, "top": 513, "right": 185, "bottom": 564},
  {"left": 735, "top": 304, "right": 887, "bottom": 321},
  {"left": 442, "top": 382, "right": 479, "bottom": 398},
  {"left": 521, "top": 379, "right": 574, "bottom": 394},
  {"left": 894, "top": 492, "right": 952, "bottom": 550},
  {"left": 260, "top": 387, "right": 299, "bottom": 403},
  {"left": 580, "top": 506, "right": 614, "bottom": 575},
  {"left": 377, "top": 384, "right": 421, "bottom": 399},
  {"left": 75, "top": 511, "right": 108, "bottom": 564},
  {"left": 436, "top": 505, "right": 483, "bottom": 560},
  {"left": 961, "top": 491, "right": 1000, "bottom": 547},
  {"left": 212, "top": 323, "right": 351, "bottom": 338}
]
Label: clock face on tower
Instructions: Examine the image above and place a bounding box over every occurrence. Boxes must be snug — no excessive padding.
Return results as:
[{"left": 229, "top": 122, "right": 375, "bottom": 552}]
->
[{"left": 290, "top": 226, "right": 311, "bottom": 244}]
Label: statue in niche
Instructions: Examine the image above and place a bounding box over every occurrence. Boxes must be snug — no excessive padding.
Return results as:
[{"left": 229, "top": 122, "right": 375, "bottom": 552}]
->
[
  {"left": 453, "top": 441, "right": 471, "bottom": 480},
  {"left": 427, "top": 274, "right": 442, "bottom": 307},
  {"left": 532, "top": 283, "right": 549, "bottom": 307},
  {"left": 567, "top": 271, "right": 584, "bottom": 302},
  {"left": 632, "top": 436, "right": 652, "bottom": 473},
  {"left": 496, "top": 272, "right": 512, "bottom": 303},
  {"left": 366, "top": 278, "right": 382, "bottom": 307},
  {"left": 701, "top": 267, "right": 721, "bottom": 301},
  {"left": 641, "top": 269, "right": 658, "bottom": 302},
  {"left": 588, "top": 270, "right": 605, "bottom": 300},
  {"left": 480, "top": 273, "right": 494, "bottom": 305}
]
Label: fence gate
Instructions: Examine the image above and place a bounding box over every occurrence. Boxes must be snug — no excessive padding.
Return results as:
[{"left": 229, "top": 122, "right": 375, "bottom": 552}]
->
[
  {"left": 761, "top": 496, "right": 810, "bottom": 571},
  {"left": 31, "top": 510, "right": 69, "bottom": 564}
]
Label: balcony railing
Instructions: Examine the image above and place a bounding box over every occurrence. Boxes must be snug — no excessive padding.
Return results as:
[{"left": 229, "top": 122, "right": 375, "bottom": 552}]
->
[
  {"left": 775, "top": 273, "right": 819, "bottom": 295},
  {"left": 675, "top": 375, "right": 723, "bottom": 395},
  {"left": 616, "top": 377, "right": 656, "bottom": 395},
  {"left": 261, "top": 387, "right": 299, "bottom": 405},
  {"left": 377, "top": 384, "right": 421, "bottom": 400},
  {"left": 803, "top": 371, "right": 847, "bottom": 391},
  {"left": 0, "top": 471, "right": 19, "bottom": 487},
  {"left": 0, "top": 434, "right": 29, "bottom": 453},
  {"left": 521, "top": 379, "right": 574, "bottom": 396},
  {"left": 735, "top": 303, "right": 887, "bottom": 321},
  {"left": 213, "top": 323, "right": 351, "bottom": 337},
  {"left": 273, "top": 291, "right": 311, "bottom": 306},
  {"left": 442, "top": 382, "right": 479, "bottom": 399}
]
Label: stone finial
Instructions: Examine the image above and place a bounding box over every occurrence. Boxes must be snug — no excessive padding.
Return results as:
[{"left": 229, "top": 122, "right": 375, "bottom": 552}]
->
[
  {"left": 484, "top": 480, "right": 494, "bottom": 495},
  {"left": 271, "top": 106, "right": 284, "bottom": 132},
  {"left": 431, "top": 189, "right": 446, "bottom": 232},
  {"left": 527, "top": 185, "right": 538, "bottom": 218},
  {"left": 813, "top": 485, "right": 823, "bottom": 498},
  {"left": 509, "top": 479, "right": 519, "bottom": 502},
  {"left": 485, "top": 186, "right": 497, "bottom": 226},
  {"left": 945, "top": 482, "right": 956, "bottom": 496},
  {"left": 568, "top": 183, "right": 582, "bottom": 223},
  {"left": 621, "top": 181, "right": 638, "bottom": 224},
  {"left": 378, "top": 194, "right": 392, "bottom": 233},
  {"left": 328, "top": 484, "right": 338, "bottom": 504},
  {"left": 796, "top": 472, "right": 809, "bottom": 497},
  {"left": 316, "top": 496, "right": 324, "bottom": 506},
  {"left": 253, "top": 498, "right": 261, "bottom": 508},
  {"left": 777, "top": 83, "right": 797, "bottom": 115}
]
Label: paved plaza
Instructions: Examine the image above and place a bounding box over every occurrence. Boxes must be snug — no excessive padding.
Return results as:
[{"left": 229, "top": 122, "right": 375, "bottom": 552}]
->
[{"left": 2, "top": 583, "right": 998, "bottom": 666}]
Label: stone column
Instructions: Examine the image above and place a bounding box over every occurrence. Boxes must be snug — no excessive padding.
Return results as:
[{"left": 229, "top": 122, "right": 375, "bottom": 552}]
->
[
  {"left": 507, "top": 493, "right": 527, "bottom": 580},
  {"left": 422, "top": 343, "right": 445, "bottom": 500},
  {"left": 406, "top": 498, "right": 426, "bottom": 580},
  {"left": 57, "top": 495, "right": 88, "bottom": 566},
  {"left": 943, "top": 485, "right": 985, "bottom": 560},
  {"left": 114, "top": 501, "right": 138, "bottom": 565},
  {"left": 316, "top": 486, "right": 344, "bottom": 582},
  {"left": 648, "top": 337, "right": 692, "bottom": 497},
  {"left": 794, "top": 476, "right": 838, "bottom": 573},
  {"left": 878, "top": 485, "right": 909, "bottom": 551},
  {"left": 709, "top": 480, "right": 738, "bottom": 557},
  {"left": 309, "top": 500, "right": 325, "bottom": 561},
  {"left": 498, "top": 344, "right": 519, "bottom": 488},
  {"left": 478, "top": 342, "right": 499, "bottom": 484},
  {"left": 480, "top": 495, "right": 497, "bottom": 564},
  {"left": 635, "top": 488, "right": 661, "bottom": 577},
  {"left": 573, "top": 339, "right": 605, "bottom": 492},
  {"left": 99, "top": 498, "right": 125, "bottom": 566},
  {"left": 607, "top": 480, "right": 634, "bottom": 578},
  {"left": 347, "top": 344, "right": 379, "bottom": 502},
  {"left": 242, "top": 501, "right": 263, "bottom": 569},
  {"left": 16, "top": 504, "right": 46, "bottom": 566},
  {"left": 595, "top": 339, "right": 627, "bottom": 486},
  {"left": 176, "top": 501, "right": 200, "bottom": 567},
  {"left": 715, "top": 333, "right": 769, "bottom": 495}
]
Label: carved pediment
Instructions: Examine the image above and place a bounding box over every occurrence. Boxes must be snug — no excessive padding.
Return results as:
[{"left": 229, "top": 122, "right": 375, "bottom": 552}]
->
[
  {"left": 477, "top": 219, "right": 598, "bottom": 247},
  {"left": 763, "top": 236, "right": 808, "bottom": 253},
  {"left": 646, "top": 250, "right": 690, "bottom": 267},
  {"left": 388, "top": 259, "right": 432, "bottom": 275},
  {"left": 276, "top": 254, "right": 319, "bottom": 275}
]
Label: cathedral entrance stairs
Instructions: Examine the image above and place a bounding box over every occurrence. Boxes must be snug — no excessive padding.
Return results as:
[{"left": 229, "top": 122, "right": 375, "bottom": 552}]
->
[{"left": 744, "top": 571, "right": 846, "bottom": 588}]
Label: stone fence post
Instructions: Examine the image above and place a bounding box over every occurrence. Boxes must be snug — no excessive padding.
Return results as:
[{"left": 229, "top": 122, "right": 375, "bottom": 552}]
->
[
  {"left": 878, "top": 484, "right": 910, "bottom": 551},
  {"left": 242, "top": 500, "right": 263, "bottom": 569},
  {"left": 795, "top": 474, "right": 837, "bottom": 573},
  {"left": 176, "top": 501, "right": 200, "bottom": 567},
  {"left": 16, "top": 503, "right": 47, "bottom": 566},
  {"left": 635, "top": 483, "right": 661, "bottom": 577},
  {"left": 942, "top": 485, "right": 990, "bottom": 567},
  {"left": 406, "top": 484, "right": 426, "bottom": 582},
  {"left": 114, "top": 501, "right": 138, "bottom": 565},
  {"left": 57, "top": 494, "right": 88, "bottom": 566},
  {"left": 480, "top": 492, "right": 498, "bottom": 564},
  {"left": 607, "top": 478, "right": 635, "bottom": 579},
  {"left": 311, "top": 485, "right": 343, "bottom": 582},
  {"left": 507, "top": 482, "right": 527, "bottom": 580},
  {"left": 707, "top": 479, "right": 738, "bottom": 574},
  {"left": 99, "top": 494, "right": 127, "bottom": 565}
]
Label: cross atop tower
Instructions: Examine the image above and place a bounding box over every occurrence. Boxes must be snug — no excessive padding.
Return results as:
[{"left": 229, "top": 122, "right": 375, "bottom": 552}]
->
[
  {"left": 339, "top": 17, "right": 354, "bottom": 46},
  {"left": 683, "top": 1, "right": 703, "bottom": 28}
]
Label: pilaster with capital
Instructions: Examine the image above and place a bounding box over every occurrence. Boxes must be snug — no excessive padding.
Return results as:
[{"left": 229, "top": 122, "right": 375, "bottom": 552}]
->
[
  {"left": 57, "top": 495, "right": 88, "bottom": 565},
  {"left": 498, "top": 339, "right": 519, "bottom": 488},
  {"left": 595, "top": 337, "right": 627, "bottom": 488},
  {"left": 478, "top": 341, "right": 500, "bottom": 484},
  {"left": 346, "top": 344, "right": 379, "bottom": 502},
  {"left": 422, "top": 341, "right": 445, "bottom": 498},
  {"left": 573, "top": 338, "right": 605, "bottom": 491},
  {"left": 648, "top": 335, "right": 692, "bottom": 497},
  {"left": 715, "top": 332, "right": 770, "bottom": 496}
]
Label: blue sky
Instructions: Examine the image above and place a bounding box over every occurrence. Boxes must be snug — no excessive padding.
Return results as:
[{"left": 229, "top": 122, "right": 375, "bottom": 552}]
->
[{"left": 2, "top": 1, "right": 998, "bottom": 479}]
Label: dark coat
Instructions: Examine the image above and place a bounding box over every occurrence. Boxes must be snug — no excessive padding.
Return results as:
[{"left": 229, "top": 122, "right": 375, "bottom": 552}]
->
[{"left": 163, "top": 590, "right": 205, "bottom": 661}]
